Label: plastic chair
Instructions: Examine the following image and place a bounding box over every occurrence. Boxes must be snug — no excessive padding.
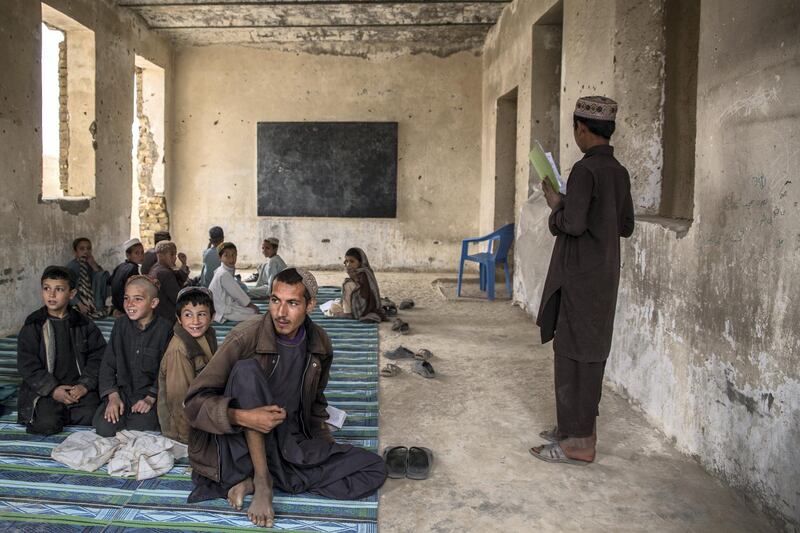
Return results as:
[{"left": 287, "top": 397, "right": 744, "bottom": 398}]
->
[{"left": 457, "top": 223, "right": 514, "bottom": 300}]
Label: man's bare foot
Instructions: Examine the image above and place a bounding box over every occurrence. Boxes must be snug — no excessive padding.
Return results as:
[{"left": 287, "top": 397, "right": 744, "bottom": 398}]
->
[
  {"left": 247, "top": 477, "right": 275, "bottom": 528},
  {"left": 227, "top": 478, "right": 254, "bottom": 511}
]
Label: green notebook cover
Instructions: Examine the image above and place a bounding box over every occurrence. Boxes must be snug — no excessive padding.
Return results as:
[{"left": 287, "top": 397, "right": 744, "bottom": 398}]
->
[{"left": 528, "top": 141, "right": 562, "bottom": 193}]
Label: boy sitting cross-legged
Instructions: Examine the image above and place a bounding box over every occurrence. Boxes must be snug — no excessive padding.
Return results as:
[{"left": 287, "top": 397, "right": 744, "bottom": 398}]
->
[
  {"left": 92, "top": 275, "right": 172, "bottom": 437},
  {"left": 157, "top": 287, "right": 218, "bottom": 444},
  {"left": 17, "top": 266, "right": 106, "bottom": 435}
]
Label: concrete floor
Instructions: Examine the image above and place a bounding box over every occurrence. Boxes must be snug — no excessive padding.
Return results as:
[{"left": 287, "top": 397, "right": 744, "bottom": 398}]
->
[{"left": 310, "top": 271, "right": 775, "bottom": 533}]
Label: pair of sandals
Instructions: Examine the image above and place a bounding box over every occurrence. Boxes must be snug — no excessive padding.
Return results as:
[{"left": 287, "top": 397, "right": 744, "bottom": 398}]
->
[
  {"left": 391, "top": 318, "right": 410, "bottom": 334},
  {"left": 528, "top": 426, "right": 591, "bottom": 466},
  {"left": 381, "top": 346, "right": 435, "bottom": 379},
  {"left": 383, "top": 446, "right": 433, "bottom": 479}
]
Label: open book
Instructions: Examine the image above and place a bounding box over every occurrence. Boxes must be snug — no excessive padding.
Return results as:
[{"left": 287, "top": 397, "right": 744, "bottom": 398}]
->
[{"left": 529, "top": 141, "right": 565, "bottom": 194}]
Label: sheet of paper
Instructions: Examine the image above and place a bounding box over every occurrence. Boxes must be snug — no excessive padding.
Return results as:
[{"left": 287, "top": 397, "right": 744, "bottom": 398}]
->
[
  {"left": 325, "top": 405, "right": 347, "bottom": 429},
  {"left": 544, "top": 151, "right": 566, "bottom": 193},
  {"left": 528, "top": 141, "right": 562, "bottom": 193}
]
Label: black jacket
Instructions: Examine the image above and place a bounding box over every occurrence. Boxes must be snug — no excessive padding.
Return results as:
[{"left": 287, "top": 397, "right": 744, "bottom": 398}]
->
[
  {"left": 110, "top": 261, "right": 140, "bottom": 313},
  {"left": 16, "top": 307, "right": 106, "bottom": 423},
  {"left": 98, "top": 315, "right": 173, "bottom": 402}
]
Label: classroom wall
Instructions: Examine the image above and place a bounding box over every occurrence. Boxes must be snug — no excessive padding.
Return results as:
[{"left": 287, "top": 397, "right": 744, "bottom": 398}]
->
[
  {"left": 0, "top": 0, "right": 172, "bottom": 335},
  {"left": 484, "top": 0, "right": 800, "bottom": 527},
  {"left": 167, "top": 46, "right": 482, "bottom": 270}
]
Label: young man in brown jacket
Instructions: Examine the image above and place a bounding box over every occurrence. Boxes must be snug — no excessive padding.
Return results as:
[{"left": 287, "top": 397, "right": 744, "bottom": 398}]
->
[
  {"left": 531, "top": 96, "right": 635, "bottom": 466},
  {"left": 184, "top": 268, "right": 386, "bottom": 528}
]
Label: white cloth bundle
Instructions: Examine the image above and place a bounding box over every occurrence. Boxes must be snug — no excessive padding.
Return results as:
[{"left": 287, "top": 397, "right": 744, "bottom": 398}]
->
[{"left": 51, "top": 430, "right": 188, "bottom": 480}]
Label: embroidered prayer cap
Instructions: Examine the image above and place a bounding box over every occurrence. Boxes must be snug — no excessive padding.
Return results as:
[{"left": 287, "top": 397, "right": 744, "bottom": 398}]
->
[
  {"left": 574, "top": 96, "right": 618, "bottom": 121},
  {"left": 294, "top": 268, "right": 318, "bottom": 300},
  {"left": 209, "top": 226, "right": 224, "bottom": 240},
  {"left": 122, "top": 238, "right": 141, "bottom": 253}
]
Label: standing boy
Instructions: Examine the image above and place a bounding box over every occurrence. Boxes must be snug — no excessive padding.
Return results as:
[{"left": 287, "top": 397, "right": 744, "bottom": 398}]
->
[
  {"left": 530, "top": 96, "right": 635, "bottom": 465},
  {"left": 157, "top": 287, "right": 218, "bottom": 444},
  {"left": 185, "top": 268, "right": 386, "bottom": 528},
  {"left": 17, "top": 266, "right": 106, "bottom": 435},
  {"left": 199, "top": 226, "right": 225, "bottom": 287},
  {"left": 247, "top": 238, "right": 287, "bottom": 300},
  {"left": 110, "top": 238, "right": 144, "bottom": 316},
  {"left": 92, "top": 276, "right": 172, "bottom": 436},
  {"left": 67, "top": 237, "right": 110, "bottom": 318}
]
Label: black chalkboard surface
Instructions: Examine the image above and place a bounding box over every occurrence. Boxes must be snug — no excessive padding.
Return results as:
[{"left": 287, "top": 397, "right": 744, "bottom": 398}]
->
[{"left": 257, "top": 122, "right": 398, "bottom": 218}]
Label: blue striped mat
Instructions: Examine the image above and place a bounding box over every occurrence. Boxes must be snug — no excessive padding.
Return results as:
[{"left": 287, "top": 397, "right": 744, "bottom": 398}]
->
[{"left": 0, "top": 286, "right": 379, "bottom": 532}]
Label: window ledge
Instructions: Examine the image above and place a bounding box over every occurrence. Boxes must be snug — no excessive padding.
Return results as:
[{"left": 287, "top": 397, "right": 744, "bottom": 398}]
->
[
  {"left": 635, "top": 214, "right": 692, "bottom": 238},
  {"left": 39, "top": 195, "right": 92, "bottom": 215}
]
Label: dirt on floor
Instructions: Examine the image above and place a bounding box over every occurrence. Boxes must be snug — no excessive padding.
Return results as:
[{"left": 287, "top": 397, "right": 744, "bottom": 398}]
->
[{"left": 312, "top": 271, "right": 774, "bottom": 533}]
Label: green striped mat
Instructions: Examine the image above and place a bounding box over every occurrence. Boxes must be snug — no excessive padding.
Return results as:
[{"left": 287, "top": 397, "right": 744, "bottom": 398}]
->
[{"left": 0, "top": 286, "right": 379, "bottom": 532}]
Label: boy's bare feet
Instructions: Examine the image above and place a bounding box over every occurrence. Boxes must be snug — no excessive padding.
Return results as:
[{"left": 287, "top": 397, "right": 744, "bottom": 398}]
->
[
  {"left": 227, "top": 477, "right": 254, "bottom": 511},
  {"left": 247, "top": 476, "right": 275, "bottom": 528}
]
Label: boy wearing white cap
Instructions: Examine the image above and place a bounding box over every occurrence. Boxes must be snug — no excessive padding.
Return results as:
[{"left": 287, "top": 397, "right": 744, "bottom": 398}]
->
[
  {"left": 109, "top": 238, "right": 144, "bottom": 316},
  {"left": 247, "top": 237, "right": 287, "bottom": 300}
]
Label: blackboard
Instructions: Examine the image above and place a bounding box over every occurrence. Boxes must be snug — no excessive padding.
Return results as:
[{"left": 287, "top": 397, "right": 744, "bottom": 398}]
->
[{"left": 257, "top": 122, "right": 398, "bottom": 218}]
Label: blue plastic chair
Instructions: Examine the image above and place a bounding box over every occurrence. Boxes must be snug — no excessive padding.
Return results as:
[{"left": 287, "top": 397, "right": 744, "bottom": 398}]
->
[{"left": 457, "top": 223, "right": 515, "bottom": 300}]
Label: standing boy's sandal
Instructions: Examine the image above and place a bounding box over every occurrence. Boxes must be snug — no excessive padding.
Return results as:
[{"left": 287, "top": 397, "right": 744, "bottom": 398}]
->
[
  {"left": 414, "top": 349, "right": 433, "bottom": 361},
  {"left": 529, "top": 443, "right": 591, "bottom": 466},
  {"left": 539, "top": 426, "right": 567, "bottom": 443},
  {"left": 380, "top": 363, "right": 402, "bottom": 377},
  {"left": 384, "top": 346, "right": 415, "bottom": 359},
  {"left": 413, "top": 360, "right": 435, "bottom": 379},
  {"left": 406, "top": 446, "right": 434, "bottom": 480},
  {"left": 383, "top": 446, "right": 409, "bottom": 479},
  {"left": 398, "top": 299, "right": 415, "bottom": 310}
]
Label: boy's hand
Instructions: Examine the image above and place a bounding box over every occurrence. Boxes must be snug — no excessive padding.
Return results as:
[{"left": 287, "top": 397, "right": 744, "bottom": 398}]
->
[
  {"left": 52, "top": 385, "right": 77, "bottom": 405},
  {"left": 131, "top": 396, "right": 155, "bottom": 414},
  {"left": 177, "top": 252, "right": 187, "bottom": 266},
  {"left": 542, "top": 180, "right": 562, "bottom": 210},
  {"left": 104, "top": 392, "right": 125, "bottom": 423},
  {"left": 67, "top": 384, "right": 88, "bottom": 401},
  {"left": 247, "top": 303, "right": 261, "bottom": 314}
]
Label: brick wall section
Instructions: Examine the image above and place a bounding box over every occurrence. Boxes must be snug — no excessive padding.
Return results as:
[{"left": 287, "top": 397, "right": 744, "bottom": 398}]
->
[
  {"left": 58, "top": 36, "right": 68, "bottom": 193},
  {"left": 135, "top": 67, "right": 168, "bottom": 249}
]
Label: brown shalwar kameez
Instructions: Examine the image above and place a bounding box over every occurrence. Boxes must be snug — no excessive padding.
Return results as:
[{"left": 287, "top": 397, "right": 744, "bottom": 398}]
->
[{"left": 537, "top": 144, "right": 634, "bottom": 437}]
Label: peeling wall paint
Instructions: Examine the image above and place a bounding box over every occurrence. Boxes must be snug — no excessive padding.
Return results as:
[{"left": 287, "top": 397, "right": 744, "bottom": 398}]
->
[
  {"left": 484, "top": 0, "right": 800, "bottom": 527},
  {"left": 0, "top": 0, "right": 172, "bottom": 336}
]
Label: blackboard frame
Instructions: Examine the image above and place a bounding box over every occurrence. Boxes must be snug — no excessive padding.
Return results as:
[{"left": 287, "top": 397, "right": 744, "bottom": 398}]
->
[{"left": 256, "top": 122, "right": 398, "bottom": 218}]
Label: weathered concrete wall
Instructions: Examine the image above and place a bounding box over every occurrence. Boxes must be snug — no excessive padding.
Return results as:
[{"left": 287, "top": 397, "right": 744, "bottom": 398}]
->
[
  {"left": 486, "top": 0, "right": 800, "bottom": 526},
  {"left": 168, "top": 46, "right": 482, "bottom": 269},
  {"left": 0, "top": 0, "right": 172, "bottom": 335}
]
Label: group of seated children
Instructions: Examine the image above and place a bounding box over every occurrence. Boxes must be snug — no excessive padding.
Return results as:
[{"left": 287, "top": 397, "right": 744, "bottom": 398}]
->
[
  {"left": 18, "top": 266, "right": 215, "bottom": 442},
  {"left": 17, "top": 263, "right": 387, "bottom": 527}
]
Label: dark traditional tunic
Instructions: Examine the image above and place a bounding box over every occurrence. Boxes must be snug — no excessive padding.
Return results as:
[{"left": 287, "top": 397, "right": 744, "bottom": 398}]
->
[
  {"left": 536, "top": 144, "right": 635, "bottom": 362},
  {"left": 189, "top": 325, "right": 385, "bottom": 502},
  {"left": 109, "top": 260, "right": 140, "bottom": 313}
]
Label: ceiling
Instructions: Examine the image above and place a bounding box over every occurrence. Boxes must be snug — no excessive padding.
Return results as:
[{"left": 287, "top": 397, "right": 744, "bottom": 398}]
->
[{"left": 117, "top": 0, "right": 512, "bottom": 55}]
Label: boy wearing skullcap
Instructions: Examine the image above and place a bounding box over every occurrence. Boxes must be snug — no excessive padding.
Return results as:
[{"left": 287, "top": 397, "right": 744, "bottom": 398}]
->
[
  {"left": 247, "top": 237, "right": 287, "bottom": 300},
  {"left": 531, "top": 96, "right": 635, "bottom": 466}
]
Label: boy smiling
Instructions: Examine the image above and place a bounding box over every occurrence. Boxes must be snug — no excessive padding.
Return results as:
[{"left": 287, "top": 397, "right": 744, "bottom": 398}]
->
[
  {"left": 157, "top": 287, "right": 218, "bottom": 443},
  {"left": 92, "top": 276, "right": 172, "bottom": 436}
]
